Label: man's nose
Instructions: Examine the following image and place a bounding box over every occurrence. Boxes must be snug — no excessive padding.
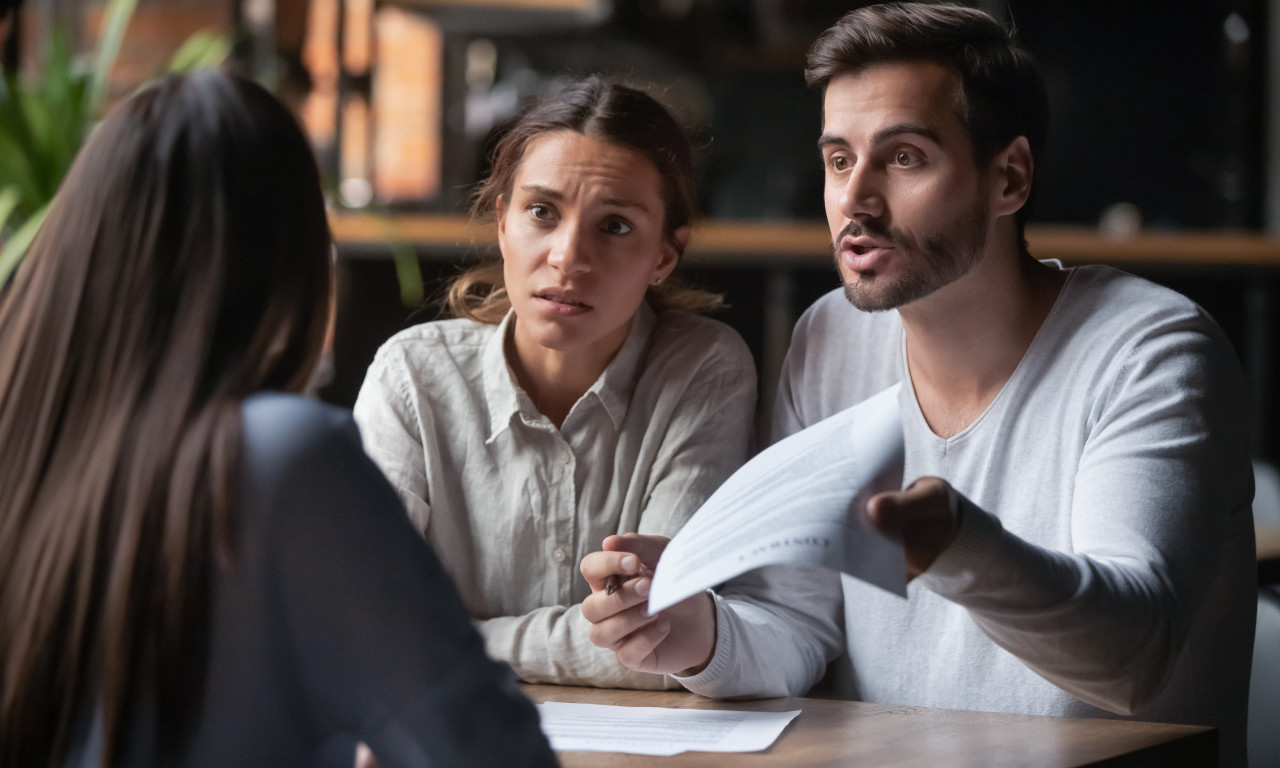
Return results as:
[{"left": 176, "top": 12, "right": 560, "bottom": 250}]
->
[{"left": 838, "top": 164, "right": 886, "bottom": 220}]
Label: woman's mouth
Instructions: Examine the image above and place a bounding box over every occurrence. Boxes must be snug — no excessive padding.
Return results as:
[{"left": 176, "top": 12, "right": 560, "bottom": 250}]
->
[{"left": 534, "top": 290, "right": 592, "bottom": 315}]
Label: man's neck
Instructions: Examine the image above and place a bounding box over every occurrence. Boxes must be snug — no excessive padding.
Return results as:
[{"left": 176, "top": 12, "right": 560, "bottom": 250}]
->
[{"left": 899, "top": 250, "right": 1065, "bottom": 438}]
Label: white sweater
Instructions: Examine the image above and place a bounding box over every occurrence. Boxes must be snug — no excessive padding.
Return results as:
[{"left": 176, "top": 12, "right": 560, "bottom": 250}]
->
[{"left": 678, "top": 264, "right": 1256, "bottom": 768}]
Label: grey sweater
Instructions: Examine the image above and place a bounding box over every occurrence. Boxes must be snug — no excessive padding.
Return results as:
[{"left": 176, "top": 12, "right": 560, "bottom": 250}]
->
[{"left": 678, "top": 264, "right": 1256, "bottom": 768}]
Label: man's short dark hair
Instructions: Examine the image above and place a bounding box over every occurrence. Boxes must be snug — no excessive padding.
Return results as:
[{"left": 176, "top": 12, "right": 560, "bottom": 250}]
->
[{"left": 806, "top": 2, "right": 1048, "bottom": 241}]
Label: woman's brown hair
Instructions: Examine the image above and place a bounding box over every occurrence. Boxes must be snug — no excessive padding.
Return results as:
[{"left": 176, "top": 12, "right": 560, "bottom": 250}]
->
[
  {"left": 448, "top": 75, "right": 722, "bottom": 322},
  {"left": 0, "top": 70, "right": 332, "bottom": 766}
]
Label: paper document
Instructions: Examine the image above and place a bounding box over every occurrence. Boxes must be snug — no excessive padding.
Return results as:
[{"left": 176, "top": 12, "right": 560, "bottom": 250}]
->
[
  {"left": 648, "top": 384, "right": 907, "bottom": 613},
  {"left": 537, "top": 701, "right": 800, "bottom": 756}
]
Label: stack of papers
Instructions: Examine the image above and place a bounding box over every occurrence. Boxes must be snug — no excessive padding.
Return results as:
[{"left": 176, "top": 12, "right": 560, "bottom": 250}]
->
[
  {"left": 649, "top": 383, "right": 907, "bottom": 614},
  {"left": 537, "top": 702, "right": 801, "bottom": 756}
]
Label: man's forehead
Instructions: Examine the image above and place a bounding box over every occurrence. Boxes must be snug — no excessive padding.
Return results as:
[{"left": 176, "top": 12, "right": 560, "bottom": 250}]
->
[{"left": 820, "top": 61, "right": 963, "bottom": 139}]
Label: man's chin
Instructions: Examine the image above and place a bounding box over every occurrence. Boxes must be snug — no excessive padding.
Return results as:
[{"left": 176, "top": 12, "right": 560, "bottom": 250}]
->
[{"left": 842, "top": 275, "right": 903, "bottom": 313}]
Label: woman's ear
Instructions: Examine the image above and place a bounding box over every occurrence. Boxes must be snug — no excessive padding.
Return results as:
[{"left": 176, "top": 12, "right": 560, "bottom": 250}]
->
[
  {"left": 495, "top": 194, "right": 509, "bottom": 237},
  {"left": 658, "top": 225, "right": 689, "bottom": 280},
  {"left": 992, "top": 136, "right": 1033, "bottom": 218}
]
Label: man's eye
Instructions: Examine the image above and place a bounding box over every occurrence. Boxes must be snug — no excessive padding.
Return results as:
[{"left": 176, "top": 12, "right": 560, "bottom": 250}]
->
[
  {"left": 602, "top": 218, "right": 633, "bottom": 235},
  {"left": 828, "top": 155, "right": 849, "bottom": 172},
  {"left": 893, "top": 150, "right": 919, "bottom": 167}
]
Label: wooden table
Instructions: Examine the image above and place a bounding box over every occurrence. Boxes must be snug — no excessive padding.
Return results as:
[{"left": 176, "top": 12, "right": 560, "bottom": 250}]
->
[
  {"left": 523, "top": 684, "right": 1216, "bottom": 767},
  {"left": 1259, "top": 524, "right": 1280, "bottom": 585}
]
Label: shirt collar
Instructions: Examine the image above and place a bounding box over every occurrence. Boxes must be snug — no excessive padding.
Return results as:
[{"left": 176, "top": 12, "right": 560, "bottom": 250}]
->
[
  {"left": 480, "top": 303, "right": 657, "bottom": 440},
  {"left": 482, "top": 310, "right": 525, "bottom": 443},
  {"left": 592, "top": 301, "right": 655, "bottom": 430}
]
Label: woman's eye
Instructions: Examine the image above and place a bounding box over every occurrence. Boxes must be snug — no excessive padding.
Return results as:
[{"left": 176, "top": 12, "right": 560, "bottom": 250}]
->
[
  {"left": 527, "top": 203, "right": 554, "bottom": 221},
  {"left": 602, "top": 218, "right": 633, "bottom": 235}
]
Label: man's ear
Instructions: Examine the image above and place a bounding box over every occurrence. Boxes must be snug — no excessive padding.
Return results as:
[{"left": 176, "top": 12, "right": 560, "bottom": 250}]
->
[{"left": 992, "top": 136, "right": 1033, "bottom": 218}]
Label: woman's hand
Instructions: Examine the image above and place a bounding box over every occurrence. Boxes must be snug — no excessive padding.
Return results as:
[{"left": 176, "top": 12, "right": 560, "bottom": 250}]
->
[{"left": 580, "top": 534, "right": 717, "bottom": 676}]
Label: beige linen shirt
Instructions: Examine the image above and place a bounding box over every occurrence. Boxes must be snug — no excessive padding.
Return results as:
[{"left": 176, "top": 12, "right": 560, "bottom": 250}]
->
[{"left": 353, "top": 302, "right": 756, "bottom": 688}]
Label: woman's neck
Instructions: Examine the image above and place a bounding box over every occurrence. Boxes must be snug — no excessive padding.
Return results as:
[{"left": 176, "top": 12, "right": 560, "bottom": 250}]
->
[{"left": 505, "top": 319, "right": 626, "bottom": 428}]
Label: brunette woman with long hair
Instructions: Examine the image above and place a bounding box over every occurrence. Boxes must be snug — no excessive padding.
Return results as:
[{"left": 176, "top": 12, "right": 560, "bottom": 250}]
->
[
  {"left": 0, "top": 70, "right": 554, "bottom": 768},
  {"left": 353, "top": 77, "right": 756, "bottom": 689}
]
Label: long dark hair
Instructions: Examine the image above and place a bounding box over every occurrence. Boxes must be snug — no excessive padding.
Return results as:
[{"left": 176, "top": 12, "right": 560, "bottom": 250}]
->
[
  {"left": 0, "top": 70, "right": 332, "bottom": 766},
  {"left": 449, "top": 75, "right": 721, "bottom": 322}
]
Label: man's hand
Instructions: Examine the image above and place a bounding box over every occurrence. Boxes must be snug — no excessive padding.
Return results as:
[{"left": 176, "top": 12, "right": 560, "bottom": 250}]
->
[
  {"left": 866, "top": 476, "right": 959, "bottom": 579},
  {"left": 580, "top": 533, "right": 717, "bottom": 676}
]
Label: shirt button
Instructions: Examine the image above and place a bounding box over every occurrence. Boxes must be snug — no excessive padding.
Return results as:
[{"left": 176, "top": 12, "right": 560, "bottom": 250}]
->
[{"left": 552, "top": 547, "right": 568, "bottom": 563}]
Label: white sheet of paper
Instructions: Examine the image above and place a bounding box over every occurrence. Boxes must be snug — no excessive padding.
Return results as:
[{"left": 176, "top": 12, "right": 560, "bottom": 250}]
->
[
  {"left": 648, "top": 383, "right": 907, "bottom": 614},
  {"left": 537, "top": 701, "right": 801, "bottom": 756}
]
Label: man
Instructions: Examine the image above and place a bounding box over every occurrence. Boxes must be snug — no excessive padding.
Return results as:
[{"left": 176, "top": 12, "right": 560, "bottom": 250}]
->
[{"left": 580, "top": 3, "right": 1256, "bottom": 766}]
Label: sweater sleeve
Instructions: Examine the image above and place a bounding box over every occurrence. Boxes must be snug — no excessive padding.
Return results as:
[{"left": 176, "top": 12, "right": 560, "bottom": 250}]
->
[
  {"left": 915, "top": 310, "right": 1256, "bottom": 715},
  {"left": 674, "top": 565, "right": 845, "bottom": 697}
]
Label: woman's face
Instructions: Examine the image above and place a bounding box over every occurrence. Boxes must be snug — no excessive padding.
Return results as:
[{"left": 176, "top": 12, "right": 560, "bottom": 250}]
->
[{"left": 499, "top": 130, "right": 680, "bottom": 371}]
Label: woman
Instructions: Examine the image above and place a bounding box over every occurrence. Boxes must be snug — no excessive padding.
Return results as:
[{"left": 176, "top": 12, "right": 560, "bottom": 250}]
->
[
  {"left": 0, "top": 70, "right": 554, "bottom": 768},
  {"left": 353, "top": 77, "right": 757, "bottom": 689}
]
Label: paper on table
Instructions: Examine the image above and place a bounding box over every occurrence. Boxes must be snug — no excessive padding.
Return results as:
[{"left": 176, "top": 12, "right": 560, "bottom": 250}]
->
[
  {"left": 648, "top": 383, "right": 907, "bottom": 614},
  {"left": 537, "top": 701, "right": 801, "bottom": 756}
]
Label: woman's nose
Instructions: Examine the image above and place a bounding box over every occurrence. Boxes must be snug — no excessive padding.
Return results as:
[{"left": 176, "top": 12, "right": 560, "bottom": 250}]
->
[{"left": 547, "top": 227, "right": 590, "bottom": 274}]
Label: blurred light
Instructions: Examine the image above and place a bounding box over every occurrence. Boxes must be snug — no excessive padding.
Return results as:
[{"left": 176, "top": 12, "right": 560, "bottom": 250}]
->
[
  {"left": 340, "top": 178, "right": 374, "bottom": 208},
  {"left": 466, "top": 39, "right": 498, "bottom": 91},
  {"left": 1224, "top": 12, "right": 1250, "bottom": 44}
]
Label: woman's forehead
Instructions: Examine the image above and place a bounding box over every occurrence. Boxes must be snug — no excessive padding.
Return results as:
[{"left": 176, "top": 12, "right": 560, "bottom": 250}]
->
[{"left": 513, "top": 130, "right": 664, "bottom": 208}]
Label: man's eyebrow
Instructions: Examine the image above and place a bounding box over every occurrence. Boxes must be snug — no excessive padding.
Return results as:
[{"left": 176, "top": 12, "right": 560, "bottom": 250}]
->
[
  {"left": 817, "top": 123, "right": 944, "bottom": 152},
  {"left": 817, "top": 135, "right": 849, "bottom": 151},
  {"left": 870, "top": 123, "right": 943, "bottom": 147}
]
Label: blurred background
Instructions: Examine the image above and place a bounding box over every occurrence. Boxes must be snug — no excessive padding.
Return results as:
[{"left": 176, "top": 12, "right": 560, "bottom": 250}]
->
[{"left": 2, "top": 0, "right": 1278, "bottom": 463}]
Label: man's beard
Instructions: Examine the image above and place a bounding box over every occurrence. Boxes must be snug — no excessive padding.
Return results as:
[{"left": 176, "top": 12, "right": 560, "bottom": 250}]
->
[{"left": 833, "top": 199, "right": 990, "bottom": 312}]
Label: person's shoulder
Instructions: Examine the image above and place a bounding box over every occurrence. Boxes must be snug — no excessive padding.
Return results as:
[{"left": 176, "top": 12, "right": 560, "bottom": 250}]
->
[
  {"left": 1066, "top": 264, "right": 1204, "bottom": 321},
  {"left": 790, "top": 287, "right": 899, "bottom": 351},
  {"left": 372, "top": 317, "right": 495, "bottom": 363},
  {"left": 240, "top": 393, "right": 401, "bottom": 518},
  {"left": 1056, "top": 265, "right": 1241, "bottom": 379},
  {"left": 651, "top": 309, "right": 755, "bottom": 371},
  {"left": 365, "top": 317, "right": 498, "bottom": 390},
  {"left": 796, "top": 287, "right": 896, "bottom": 331},
  {"left": 241, "top": 393, "right": 363, "bottom": 471}
]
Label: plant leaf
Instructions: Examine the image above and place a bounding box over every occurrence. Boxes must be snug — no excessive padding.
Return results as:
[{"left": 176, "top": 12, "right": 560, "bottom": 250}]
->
[
  {"left": 0, "top": 201, "right": 48, "bottom": 288},
  {"left": 0, "top": 186, "right": 19, "bottom": 234},
  {"left": 167, "top": 31, "right": 231, "bottom": 73},
  {"left": 88, "top": 0, "right": 139, "bottom": 116}
]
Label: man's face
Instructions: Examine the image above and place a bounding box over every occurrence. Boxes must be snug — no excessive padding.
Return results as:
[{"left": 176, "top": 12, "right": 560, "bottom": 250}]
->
[{"left": 820, "top": 61, "right": 992, "bottom": 312}]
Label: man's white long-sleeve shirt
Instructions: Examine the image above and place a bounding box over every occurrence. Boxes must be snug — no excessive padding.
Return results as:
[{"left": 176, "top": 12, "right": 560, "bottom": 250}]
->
[{"left": 678, "top": 264, "right": 1255, "bottom": 767}]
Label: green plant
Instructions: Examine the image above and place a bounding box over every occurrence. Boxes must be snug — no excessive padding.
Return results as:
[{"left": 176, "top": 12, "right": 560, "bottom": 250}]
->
[{"left": 0, "top": 0, "right": 229, "bottom": 286}]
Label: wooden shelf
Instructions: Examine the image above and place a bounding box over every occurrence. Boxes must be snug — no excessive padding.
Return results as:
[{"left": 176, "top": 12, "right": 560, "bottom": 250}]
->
[
  {"left": 330, "top": 212, "right": 1280, "bottom": 269},
  {"left": 388, "top": 0, "right": 602, "bottom": 11}
]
